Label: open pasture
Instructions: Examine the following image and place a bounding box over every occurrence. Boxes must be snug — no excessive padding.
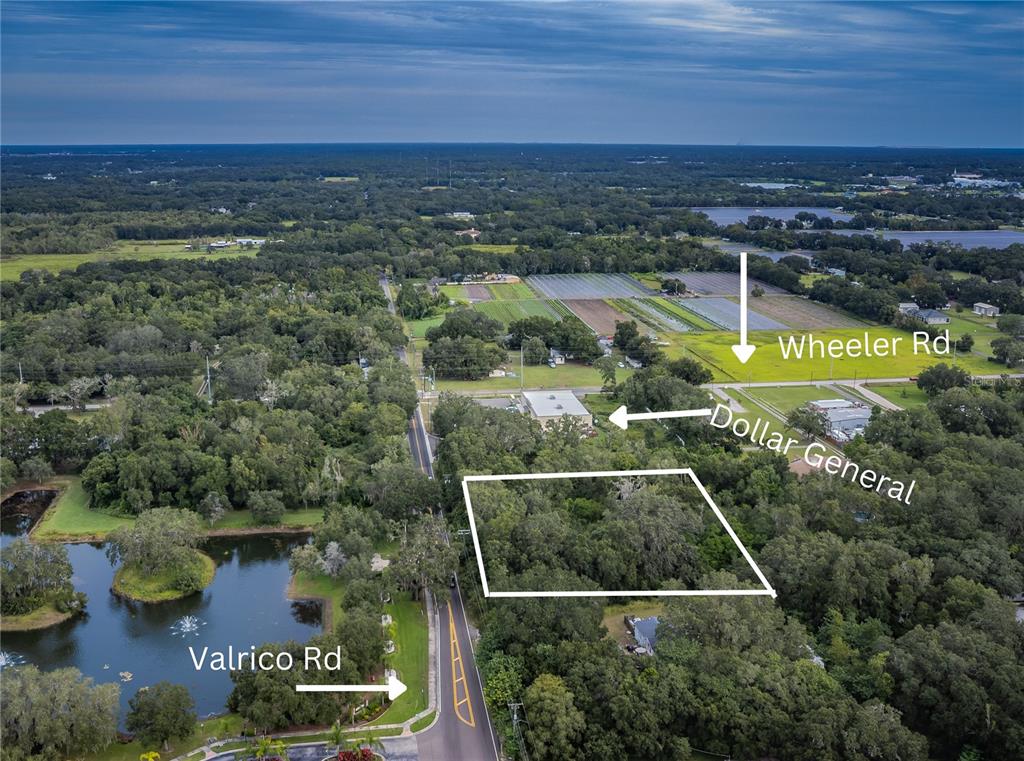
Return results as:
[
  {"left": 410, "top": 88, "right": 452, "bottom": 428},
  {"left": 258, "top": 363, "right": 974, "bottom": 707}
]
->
[
  {"left": 526, "top": 273, "right": 652, "bottom": 299},
  {"left": 666, "top": 327, "right": 995, "bottom": 383},
  {"left": 563, "top": 299, "right": 633, "bottom": 334},
  {"left": 743, "top": 296, "right": 866, "bottom": 329},
  {"left": 678, "top": 297, "right": 787, "bottom": 331},
  {"left": 0, "top": 240, "right": 256, "bottom": 281},
  {"left": 662, "top": 271, "right": 786, "bottom": 296}
]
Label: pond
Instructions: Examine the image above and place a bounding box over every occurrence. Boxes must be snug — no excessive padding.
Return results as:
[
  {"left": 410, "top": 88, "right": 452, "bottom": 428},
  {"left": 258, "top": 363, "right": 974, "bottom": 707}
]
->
[
  {"left": 692, "top": 206, "right": 854, "bottom": 225},
  {"left": 0, "top": 497, "right": 322, "bottom": 720},
  {"left": 1, "top": 489, "right": 57, "bottom": 548},
  {"left": 822, "top": 229, "right": 1024, "bottom": 250}
]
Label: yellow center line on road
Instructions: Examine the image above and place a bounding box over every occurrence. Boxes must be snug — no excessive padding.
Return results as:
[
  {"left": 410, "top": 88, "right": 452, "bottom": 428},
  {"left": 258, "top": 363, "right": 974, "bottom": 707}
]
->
[{"left": 449, "top": 603, "right": 476, "bottom": 728}]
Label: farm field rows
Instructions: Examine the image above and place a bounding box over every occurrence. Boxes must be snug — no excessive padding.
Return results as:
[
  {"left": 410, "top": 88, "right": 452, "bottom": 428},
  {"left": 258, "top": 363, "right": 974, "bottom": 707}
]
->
[
  {"left": 644, "top": 297, "right": 719, "bottom": 330},
  {"left": 742, "top": 295, "right": 866, "bottom": 329},
  {"left": 526, "top": 272, "right": 652, "bottom": 299},
  {"left": 487, "top": 282, "right": 536, "bottom": 300},
  {"left": 609, "top": 297, "right": 691, "bottom": 333},
  {"left": 662, "top": 270, "right": 786, "bottom": 295},
  {"left": 0, "top": 240, "right": 256, "bottom": 281},
  {"left": 678, "top": 297, "right": 788, "bottom": 331},
  {"left": 563, "top": 299, "right": 632, "bottom": 334},
  {"left": 472, "top": 298, "right": 559, "bottom": 326},
  {"left": 465, "top": 283, "right": 492, "bottom": 301},
  {"left": 439, "top": 284, "right": 468, "bottom": 301}
]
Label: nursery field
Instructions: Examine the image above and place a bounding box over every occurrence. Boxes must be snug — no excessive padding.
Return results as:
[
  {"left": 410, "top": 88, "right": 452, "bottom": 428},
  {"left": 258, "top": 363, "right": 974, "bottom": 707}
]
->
[
  {"left": 472, "top": 299, "right": 559, "bottom": 326},
  {"left": 526, "top": 272, "right": 651, "bottom": 299}
]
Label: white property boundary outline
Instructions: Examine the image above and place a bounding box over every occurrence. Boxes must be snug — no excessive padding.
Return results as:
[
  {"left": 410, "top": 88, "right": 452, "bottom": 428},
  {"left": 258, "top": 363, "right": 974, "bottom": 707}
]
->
[{"left": 462, "top": 468, "right": 778, "bottom": 599}]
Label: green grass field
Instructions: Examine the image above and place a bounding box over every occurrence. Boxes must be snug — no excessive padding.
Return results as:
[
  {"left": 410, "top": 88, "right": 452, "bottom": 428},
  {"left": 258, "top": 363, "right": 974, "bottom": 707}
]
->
[
  {"left": 865, "top": 382, "right": 930, "bottom": 410},
  {"left": 943, "top": 312, "right": 1002, "bottom": 356},
  {"left": 486, "top": 282, "right": 536, "bottom": 300},
  {"left": 405, "top": 314, "right": 445, "bottom": 339},
  {"left": 666, "top": 327, "right": 995, "bottom": 383},
  {"left": 410, "top": 710, "right": 437, "bottom": 733},
  {"left": 440, "top": 284, "right": 469, "bottom": 302},
  {"left": 32, "top": 479, "right": 320, "bottom": 541},
  {"left": 290, "top": 570, "right": 347, "bottom": 629},
  {"left": 435, "top": 360, "right": 629, "bottom": 392},
  {"left": 472, "top": 299, "right": 556, "bottom": 326},
  {"left": 746, "top": 385, "right": 843, "bottom": 414},
  {"left": 455, "top": 243, "right": 520, "bottom": 254},
  {"left": 0, "top": 240, "right": 257, "bottom": 281},
  {"left": 368, "top": 593, "right": 429, "bottom": 726},
  {"left": 31, "top": 479, "right": 134, "bottom": 541}
]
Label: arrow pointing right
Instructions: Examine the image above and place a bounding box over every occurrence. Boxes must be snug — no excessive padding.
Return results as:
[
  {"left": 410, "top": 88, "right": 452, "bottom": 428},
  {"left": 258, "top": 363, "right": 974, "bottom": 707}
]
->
[
  {"left": 296, "top": 673, "right": 407, "bottom": 701},
  {"left": 731, "top": 251, "right": 757, "bottom": 364}
]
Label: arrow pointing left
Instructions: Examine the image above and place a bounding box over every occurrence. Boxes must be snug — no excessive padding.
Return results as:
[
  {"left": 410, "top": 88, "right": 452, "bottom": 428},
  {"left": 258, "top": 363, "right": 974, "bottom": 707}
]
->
[
  {"left": 609, "top": 405, "right": 713, "bottom": 430},
  {"left": 296, "top": 673, "right": 407, "bottom": 701}
]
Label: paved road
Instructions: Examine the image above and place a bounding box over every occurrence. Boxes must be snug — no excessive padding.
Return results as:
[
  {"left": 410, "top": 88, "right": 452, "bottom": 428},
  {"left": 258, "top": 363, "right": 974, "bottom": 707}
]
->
[
  {"left": 379, "top": 273, "right": 500, "bottom": 761},
  {"left": 415, "top": 583, "right": 500, "bottom": 761}
]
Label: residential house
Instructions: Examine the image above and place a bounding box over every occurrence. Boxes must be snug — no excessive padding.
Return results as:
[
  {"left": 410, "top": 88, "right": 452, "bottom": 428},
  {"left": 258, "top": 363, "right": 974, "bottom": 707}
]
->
[{"left": 973, "top": 302, "right": 1000, "bottom": 318}]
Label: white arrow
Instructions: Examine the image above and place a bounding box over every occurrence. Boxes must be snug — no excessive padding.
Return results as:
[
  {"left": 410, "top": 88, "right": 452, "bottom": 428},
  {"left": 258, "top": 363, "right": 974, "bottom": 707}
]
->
[
  {"left": 609, "top": 405, "right": 713, "bottom": 430},
  {"left": 731, "top": 251, "right": 756, "bottom": 364},
  {"left": 296, "top": 673, "right": 407, "bottom": 701}
]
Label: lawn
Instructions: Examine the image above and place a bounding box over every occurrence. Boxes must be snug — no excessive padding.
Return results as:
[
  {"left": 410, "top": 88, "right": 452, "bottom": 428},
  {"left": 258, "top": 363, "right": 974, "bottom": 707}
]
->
[
  {"left": 0, "top": 600, "right": 74, "bottom": 632},
  {"left": 410, "top": 711, "right": 437, "bottom": 733},
  {"left": 86, "top": 713, "right": 244, "bottom": 761},
  {"left": 471, "top": 299, "right": 556, "bottom": 326},
  {"left": 944, "top": 312, "right": 1002, "bottom": 356},
  {"left": 435, "top": 360, "right": 630, "bottom": 392},
  {"left": 714, "top": 389, "right": 834, "bottom": 459},
  {"left": 486, "top": 282, "right": 536, "bottom": 300},
  {"left": 405, "top": 315, "right": 445, "bottom": 339},
  {"left": 368, "top": 593, "right": 429, "bottom": 726},
  {"left": 602, "top": 601, "right": 665, "bottom": 646},
  {"left": 666, "top": 327, "right": 994, "bottom": 383},
  {"left": 31, "top": 479, "right": 134, "bottom": 541},
  {"left": 455, "top": 243, "right": 521, "bottom": 254},
  {"left": 865, "top": 382, "right": 930, "bottom": 410},
  {"left": 290, "top": 570, "right": 347, "bottom": 629},
  {"left": 1, "top": 240, "right": 257, "bottom": 281},
  {"left": 746, "top": 385, "right": 842, "bottom": 415}
]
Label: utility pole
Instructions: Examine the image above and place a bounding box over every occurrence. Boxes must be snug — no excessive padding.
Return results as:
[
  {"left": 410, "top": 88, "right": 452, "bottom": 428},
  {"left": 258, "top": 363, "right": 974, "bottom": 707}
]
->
[
  {"left": 508, "top": 702, "right": 530, "bottom": 761},
  {"left": 520, "top": 345, "right": 524, "bottom": 393},
  {"left": 205, "top": 356, "right": 213, "bottom": 404}
]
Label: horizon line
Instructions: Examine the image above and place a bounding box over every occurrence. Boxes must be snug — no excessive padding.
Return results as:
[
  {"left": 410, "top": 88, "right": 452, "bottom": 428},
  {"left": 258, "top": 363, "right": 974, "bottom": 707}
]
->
[{"left": 2, "top": 140, "right": 1022, "bottom": 151}]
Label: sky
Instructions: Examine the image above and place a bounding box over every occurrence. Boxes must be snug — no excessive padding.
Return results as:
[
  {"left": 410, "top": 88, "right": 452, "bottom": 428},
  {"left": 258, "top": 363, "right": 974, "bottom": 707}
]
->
[{"left": 1, "top": 1, "right": 1022, "bottom": 147}]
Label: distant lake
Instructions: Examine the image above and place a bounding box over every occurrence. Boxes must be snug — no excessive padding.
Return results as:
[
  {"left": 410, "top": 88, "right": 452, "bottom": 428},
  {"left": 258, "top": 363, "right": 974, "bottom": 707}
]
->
[
  {"left": 821, "top": 229, "right": 1024, "bottom": 250},
  {"left": 693, "top": 206, "right": 854, "bottom": 225},
  {"left": 708, "top": 239, "right": 813, "bottom": 263},
  {"left": 739, "top": 182, "right": 803, "bottom": 189}
]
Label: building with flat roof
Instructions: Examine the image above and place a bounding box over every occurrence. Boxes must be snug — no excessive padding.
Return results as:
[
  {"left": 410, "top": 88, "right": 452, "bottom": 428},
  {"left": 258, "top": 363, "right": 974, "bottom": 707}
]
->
[
  {"left": 522, "top": 390, "right": 592, "bottom": 429},
  {"left": 973, "top": 302, "right": 1000, "bottom": 318},
  {"left": 809, "top": 399, "right": 871, "bottom": 442}
]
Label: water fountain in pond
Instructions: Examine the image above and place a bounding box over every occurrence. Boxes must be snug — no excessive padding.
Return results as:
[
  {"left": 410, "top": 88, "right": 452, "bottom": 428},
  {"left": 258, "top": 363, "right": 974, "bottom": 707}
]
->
[
  {"left": 0, "top": 651, "right": 27, "bottom": 669},
  {"left": 169, "top": 615, "right": 207, "bottom": 637}
]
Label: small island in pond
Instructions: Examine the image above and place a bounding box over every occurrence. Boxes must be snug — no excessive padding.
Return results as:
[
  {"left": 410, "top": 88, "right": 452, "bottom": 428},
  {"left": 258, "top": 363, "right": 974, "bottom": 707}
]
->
[
  {"left": 107, "top": 508, "right": 216, "bottom": 602},
  {"left": 1, "top": 539, "right": 86, "bottom": 631}
]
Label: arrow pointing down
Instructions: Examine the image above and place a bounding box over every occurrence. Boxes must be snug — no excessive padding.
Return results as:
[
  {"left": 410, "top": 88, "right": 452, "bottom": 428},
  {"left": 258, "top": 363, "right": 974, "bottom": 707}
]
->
[
  {"left": 731, "top": 250, "right": 757, "bottom": 364},
  {"left": 296, "top": 673, "right": 407, "bottom": 701},
  {"left": 609, "top": 405, "right": 713, "bottom": 430}
]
